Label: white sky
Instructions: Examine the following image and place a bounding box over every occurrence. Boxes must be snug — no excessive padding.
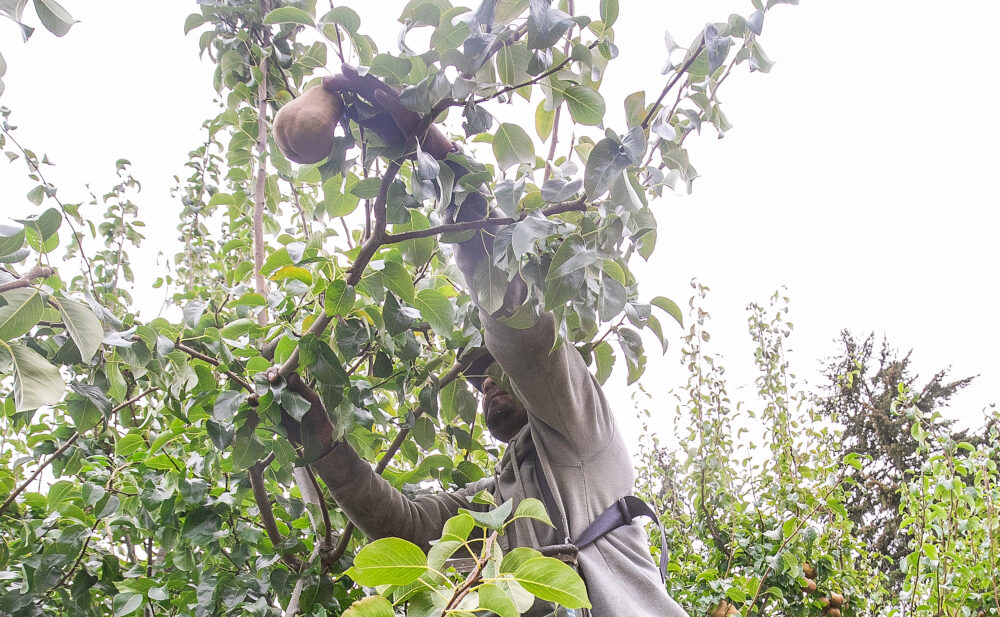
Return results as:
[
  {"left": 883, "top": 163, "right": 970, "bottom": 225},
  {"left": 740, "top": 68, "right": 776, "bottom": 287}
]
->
[{"left": 2, "top": 1, "right": 997, "bottom": 444}]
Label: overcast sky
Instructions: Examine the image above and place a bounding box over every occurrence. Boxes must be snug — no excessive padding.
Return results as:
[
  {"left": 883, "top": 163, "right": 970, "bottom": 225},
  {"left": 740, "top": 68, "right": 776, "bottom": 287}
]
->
[{"left": 2, "top": 1, "right": 997, "bottom": 443}]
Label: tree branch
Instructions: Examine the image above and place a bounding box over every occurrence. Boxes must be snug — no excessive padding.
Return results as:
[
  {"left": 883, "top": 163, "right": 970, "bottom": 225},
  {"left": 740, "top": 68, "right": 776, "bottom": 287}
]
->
[
  {"left": 641, "top": 39, "right": 706, "bottom": 129},
  {"left": 0, "top": 266, "right": 53, "bottom": 293},
  {"left": 0, "top": 387, "right": 158, "bottom": 518},
  {"left": 253, "top": 49, "right": 270, "bottom": 326},
  {"left": 382, "top": 197, "right": 588, "bottom": 244},
  {"left": 248, "top": 453, "right": 303, "bottom": 571},
  {"left": 175, "top": 341, "right": 253, "bottom": 392}
]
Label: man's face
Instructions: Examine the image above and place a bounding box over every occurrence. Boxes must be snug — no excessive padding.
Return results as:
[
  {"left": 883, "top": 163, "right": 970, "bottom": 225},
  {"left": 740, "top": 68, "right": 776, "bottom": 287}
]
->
[{"left": 480, "top": 365, "right": 528, "bottom": 443}]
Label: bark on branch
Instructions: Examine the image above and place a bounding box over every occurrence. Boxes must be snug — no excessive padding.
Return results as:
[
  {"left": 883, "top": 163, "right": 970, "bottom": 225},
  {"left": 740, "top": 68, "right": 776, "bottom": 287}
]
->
[{"left": 0, "top": 266, "right": 53, "bottom": 293}]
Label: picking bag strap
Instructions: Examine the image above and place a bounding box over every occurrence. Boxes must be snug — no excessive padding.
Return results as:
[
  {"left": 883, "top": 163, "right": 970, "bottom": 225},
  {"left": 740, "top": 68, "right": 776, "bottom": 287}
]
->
[
  {"left": 531, "top": 447, "right": 569, "bottom": 543},
  {"left": 573, "top": 495, "right": 669, "bottom": 583},
  {"left": 530, "top": 446, "right": 668, "bottom": 582}
]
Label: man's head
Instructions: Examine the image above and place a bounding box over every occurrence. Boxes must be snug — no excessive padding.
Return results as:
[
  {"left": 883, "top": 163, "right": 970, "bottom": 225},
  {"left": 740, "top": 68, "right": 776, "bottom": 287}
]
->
[{"left": 466, "top": 354, "right": 528, "bottom": 443}]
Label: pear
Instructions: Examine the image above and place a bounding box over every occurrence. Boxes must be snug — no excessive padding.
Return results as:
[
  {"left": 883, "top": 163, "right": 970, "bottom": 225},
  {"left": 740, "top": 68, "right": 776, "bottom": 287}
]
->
[{"left": 273, "top": 86, "right": 344, "bottom": 164}]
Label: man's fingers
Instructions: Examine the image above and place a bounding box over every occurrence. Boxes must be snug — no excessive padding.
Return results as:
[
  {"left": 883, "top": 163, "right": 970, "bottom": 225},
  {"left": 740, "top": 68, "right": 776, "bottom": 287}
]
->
[{"left": 287, "top": 373, "right": 324, "bottom": 409}]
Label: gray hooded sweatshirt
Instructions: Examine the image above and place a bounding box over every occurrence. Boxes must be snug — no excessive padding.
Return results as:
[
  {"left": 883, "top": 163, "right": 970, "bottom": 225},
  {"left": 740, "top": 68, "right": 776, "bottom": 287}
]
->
[{"left": 311, "top": 308, "right": 688, "bottom": 617}]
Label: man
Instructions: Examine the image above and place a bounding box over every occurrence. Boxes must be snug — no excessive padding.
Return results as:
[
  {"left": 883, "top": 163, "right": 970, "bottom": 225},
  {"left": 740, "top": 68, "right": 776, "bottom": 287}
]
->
[{"left": 272, "top": 66, "right": 687, "bottom": 617}]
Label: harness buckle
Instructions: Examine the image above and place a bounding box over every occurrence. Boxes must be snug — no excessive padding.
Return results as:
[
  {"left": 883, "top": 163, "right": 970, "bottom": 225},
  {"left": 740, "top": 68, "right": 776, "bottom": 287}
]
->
[{"left": 617, "top": 497, "right": 633, "bottom": 525}]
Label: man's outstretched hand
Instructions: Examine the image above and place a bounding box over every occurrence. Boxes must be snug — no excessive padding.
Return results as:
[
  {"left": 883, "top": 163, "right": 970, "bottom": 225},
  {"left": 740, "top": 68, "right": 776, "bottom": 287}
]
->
[
  {"left": 267, "top": 367, "right": 337, "bottom": 454},
  {"left": 323, "top": 63, "right": 456, "bottom": 160}
]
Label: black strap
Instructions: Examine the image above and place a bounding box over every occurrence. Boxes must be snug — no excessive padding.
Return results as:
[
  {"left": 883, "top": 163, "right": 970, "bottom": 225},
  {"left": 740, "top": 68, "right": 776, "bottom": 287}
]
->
[
  {"left": 574, "top": 495, "right": 668, "bottom": 583},
  {"left": 530, "top": 448, "right": 669, "bottom": 583}
]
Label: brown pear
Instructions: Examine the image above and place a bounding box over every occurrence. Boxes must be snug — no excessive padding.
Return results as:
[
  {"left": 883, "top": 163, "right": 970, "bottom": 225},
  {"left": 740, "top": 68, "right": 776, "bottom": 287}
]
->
[
  {"left": 273, "top": 86, "right": 344, "bottom": 164},
  {"left": 829, "top": 593, "right": 844, "bottom": 608},
  {"left": 709, "top": 601, "right": 740, "bottom": 617},
  {"left": 802, "top": 563, "right": 817, "bottom": 579},
  {"left": 825, "top": 609, "right": 841, "bottom": 617},
  {"left": 802, "top": 578, "right": 818, "bottom": 594}
]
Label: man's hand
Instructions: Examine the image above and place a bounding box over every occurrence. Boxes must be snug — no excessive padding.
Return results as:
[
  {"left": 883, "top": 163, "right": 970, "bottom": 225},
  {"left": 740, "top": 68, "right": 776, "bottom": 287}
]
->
[
  {"left": 267, "top": 368, "right": 336, "bottom": 454},
  {"left": 323, "top": 63, "right": 456, "bottom": 160}
]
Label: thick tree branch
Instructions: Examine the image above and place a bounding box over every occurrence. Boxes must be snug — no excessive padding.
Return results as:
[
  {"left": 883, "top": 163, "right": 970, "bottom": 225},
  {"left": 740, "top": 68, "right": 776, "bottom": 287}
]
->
[
  {"left": 0, "top": 266, "right": 53, "bottom": 293},
  {"left": 248, "top": 453, "right": 303, "bottom": 571}
]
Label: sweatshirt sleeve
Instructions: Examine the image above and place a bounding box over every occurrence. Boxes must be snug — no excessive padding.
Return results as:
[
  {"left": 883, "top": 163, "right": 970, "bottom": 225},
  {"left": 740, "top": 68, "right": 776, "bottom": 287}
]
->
[
  {"left": 481, "top": 310, "right": 615, "bottom": 458},
  {"left": 309, "top": 441, "right": 493, "bottom": 551}
]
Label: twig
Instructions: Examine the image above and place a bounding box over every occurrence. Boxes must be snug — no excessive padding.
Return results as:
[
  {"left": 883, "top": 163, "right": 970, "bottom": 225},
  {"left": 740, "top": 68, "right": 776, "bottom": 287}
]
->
[
  {"left": 472, "top": 40, "right": 601, "bottom": 105},
  {"left": 0, "top": 387, "right": 157, "bottom": 518},
  {"left": 445, "top": 530, "right": 499, "bottom": 610},
  {"left": 744, "top": 487, "right": 836, "bottom": 617},
  {"left": 0, "top": 266, "right": 53, "bottom": 293},
  {"left": 175, "top": 342, "right": 253, "bottom": 392},
  {"left": 641, "top": 39, "right": 706, "bottom": 129},
  {"left": 382, "top": 197, "right": 588, "bottom": 244},
  {"left": 0, "top": 126, "right": 97, "bottom": 294},
  {"left": 287, "top": 180, "right": 311, "bottom": 241},
  {"left": 253, "top": 48, "right": 270, "bottom": 327}
]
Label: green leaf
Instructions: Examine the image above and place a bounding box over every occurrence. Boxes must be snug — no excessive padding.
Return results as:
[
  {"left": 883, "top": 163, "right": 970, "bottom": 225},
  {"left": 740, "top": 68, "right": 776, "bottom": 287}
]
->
[
  {"left": 342, "top": 596, "right": 394, "bottom": 617},
  {"left": 584, "top": 138, "right": 630, "bottom": 199},
  {"left": 480, "top": 583, "right": 520, "bottom": 617},
  {"left": 535, "top": 101, "right": 555, "bottom": 141},
  {"left": 116, "top": 433, "right": 145, "bottom": 458},
  {"left": 395, "top": 210, "right": 435, "bottom": 265},
  {"left": 33, "top": 0, "right": 76, "bottom": 37},
  {"left": 472, "top": 258, "right": 508, "bottom": 315},
  {"left": 183, "top": 12, "right": 206, "bottom": 34},
  {"left": 231, "top": 422, "right": 266, "bottom": 471},
  {"left": 324, "top": 280, "right": 356, "bottom": 317},
  {"left": 493, "top": 123, "right": 535, "bottom": 170},
  {"left": 441, "top": 513, "right": 476, "bottom": 543},
  {"left": 460, "top": 499, "right": 513, "bottom": 532},
  {"left": 593, "top": 340, "right": 615, "bottom": 384},
  {"left": 545, "top": 235, "right": 594, "bottom": 281},
  {"left": 380, "top": 261, "right": 415, "bottom": 303},
  {"left": 414, "top": 289, "right": 453, "bottom": 337},
  {"left": 563, "top": 86, "right": 606, "bottom": 126},
  {"left": 113, "top": 592, "right": 143, "bottom": 617},
  {"left": 220, "top": 318, "right": 256, "bottom": 340},
  {"left": 52, "top": 295, "right": 102, "bottom": 360},
  {"left": 15, "top": 207, "right": 61, "bottom": 241},
  {"left": 320, "top": 6, "right": 361, "bottom": 34},
  {"left": 0, "top": 288, "right": 43, "bottom": 341},
  {"left": 351, "top": 177, "right": 383, "bottom": 199},
  {"left": 440, "top": 379, "right": 477, "bottom": 424},
  {"left": 347, "top": 537, "right": 427, "bottom": 586},
  {"left": 542, "top": 268, "right": 584, "bottom": 311},
  {"left": 513, "top": 557, "right": 591, "bottom": 609},
  {"left": 511, "top": 497, "right": 553, "bottom": 527},
  {"left": 0, "top": 223, "right": 25, "bottom": 256},
  {"left": 598, "top": 276, "right": 626, "bottom": 321},
  {"left": 7, "top": 342, "right": 63, "bottom": 411},
  {"left": 600, "top": 0, "right": 619, "bottom": 28},
  {"left": 500, "top": 546, "right": 542, "bottom": 574},
  {"left": 651, "top": 296, "right": 683, "bottom": 327},
  {"left": 263, "top": 6, "right": 313, "bottom": 26},
  {"left": 270, "top": 265, "right": 313, "bottom": 286}
]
